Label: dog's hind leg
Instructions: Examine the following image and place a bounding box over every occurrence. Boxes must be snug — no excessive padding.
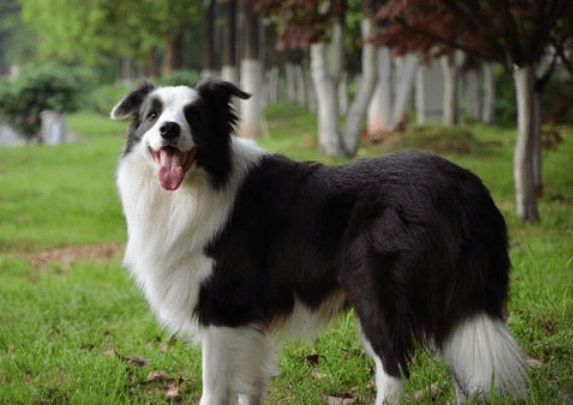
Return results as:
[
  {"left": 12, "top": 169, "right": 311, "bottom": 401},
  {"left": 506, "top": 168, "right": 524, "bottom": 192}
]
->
[
  {"left": 358, "top": 322, "right": 404, "bottom": 405},
  {"left": 199, "top": 326, "right": 277, "bottom": 405}
]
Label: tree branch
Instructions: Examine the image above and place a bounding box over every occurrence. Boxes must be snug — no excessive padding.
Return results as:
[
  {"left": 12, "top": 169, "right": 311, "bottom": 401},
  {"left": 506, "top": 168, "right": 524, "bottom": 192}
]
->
[
  {"left": 393, "top": 16, "right": 501, "bottom": 62},
  {"left": 495, "top": 0, "right": 522, "bottom": 64},
  {"left": 552, "top": 38, "right": 573, "bottom": 77}
]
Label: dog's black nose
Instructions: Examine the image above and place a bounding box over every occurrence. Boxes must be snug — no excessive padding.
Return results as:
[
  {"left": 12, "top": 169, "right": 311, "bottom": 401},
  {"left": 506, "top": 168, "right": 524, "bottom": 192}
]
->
[{"left": 159, "top": 122, "right": 181, "bottom": 140}]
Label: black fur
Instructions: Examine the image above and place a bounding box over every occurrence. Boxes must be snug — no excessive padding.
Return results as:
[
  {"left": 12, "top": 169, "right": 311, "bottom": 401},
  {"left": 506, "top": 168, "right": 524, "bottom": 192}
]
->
[
  {"left": 111, "top": 81, "right": 159, "bottom": 155},
  {"left": 197, "top": 151, "right": 510, "bottom": 378},
  {"left": 184, "top": 81, "right": 250, "bottom": 188}
]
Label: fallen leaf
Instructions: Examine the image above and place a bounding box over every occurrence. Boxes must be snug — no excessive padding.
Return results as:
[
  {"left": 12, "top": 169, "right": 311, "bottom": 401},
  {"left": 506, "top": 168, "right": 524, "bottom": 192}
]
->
[
  {"left": 164, "top": 384, "right": 179, "bottom": 399},
  {"left": 147, "top": 370, "right": 168, "bottom": 381},
  {"left": 527, "top": 357, "right": 543, "bottom": 369},
  {"left": 127, "top": 355, "right": 148, "bottom": 367},
  {"left": 412, "top": 383, "right": 439, "bottom": 401}
]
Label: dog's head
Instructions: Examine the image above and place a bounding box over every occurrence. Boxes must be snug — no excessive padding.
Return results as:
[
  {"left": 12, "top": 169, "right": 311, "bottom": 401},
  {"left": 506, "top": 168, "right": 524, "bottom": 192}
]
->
[{"left": 111, "top": 81, "right": 250, "bottom": 191}]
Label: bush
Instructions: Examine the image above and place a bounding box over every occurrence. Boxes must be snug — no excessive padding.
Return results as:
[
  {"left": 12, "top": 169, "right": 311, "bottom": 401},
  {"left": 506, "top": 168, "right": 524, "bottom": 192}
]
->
[
  {"left": 86, "top": 83, "right": 132, "bottom": 116},
  {"left": 157, "top": 70, "right": 201, "bottom": 88},
  {"left": 0, "top": 64, "right": 85, "bottom": 137},
  {"left": 494, "top": 67, "right": 573, "bottom": 126}
]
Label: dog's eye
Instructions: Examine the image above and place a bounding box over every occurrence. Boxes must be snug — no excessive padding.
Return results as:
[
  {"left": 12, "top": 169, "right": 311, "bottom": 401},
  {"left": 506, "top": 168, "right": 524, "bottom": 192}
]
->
[
  {"left": 186, "top": 107, "right": 200, "bottom": 122},
  {"left": 147, "top": 111, "right": 158, "bottom": 121}
]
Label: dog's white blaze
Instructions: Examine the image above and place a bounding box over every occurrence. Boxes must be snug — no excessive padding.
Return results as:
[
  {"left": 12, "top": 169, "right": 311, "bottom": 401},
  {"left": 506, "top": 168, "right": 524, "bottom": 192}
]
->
[
  {"left": 145, "top": 86, "right": 196, "bottom": 152},
  {"left": 117, "top": 137, "right": 267, "bottom": 335}
]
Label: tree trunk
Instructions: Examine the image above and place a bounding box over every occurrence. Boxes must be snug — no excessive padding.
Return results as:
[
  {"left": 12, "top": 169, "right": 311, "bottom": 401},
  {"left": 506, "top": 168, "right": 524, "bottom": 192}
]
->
[
  {"left": 161, "top": 32, "right": 183, "bottom": 77},
  {"left": 416, "top": 65, "right": 426, "bottom": 124},
  {"left": 482, "top": 62, "right": 495, "bottom": 124},
  {"left": 329, "top": 22, "right": 344, "bottom": 83},
  {"left": 340, "top": 15, "right": 377, "bottom": 156},
  {"left": 239, "top": 2, "right": 262, "bottom": 139},
  {"left": 147, "top": 47, "right": 158, "bottom": 79},
  {"left": 310, "top": 42, "right": 343, "bottom": 156},
  {"left": 294, "top": 63, "right": 307, "bottom": 106},
  {"left": 201, "top": 0, "right": 216, "bottom": 80},
  {"left": 533, "top": 89, "right": 543, "bottom": 199},
  {"left": 513, "top": 65, "right": 540, "bottom": 221},
  {"left": 392, "top": 53, "right": 419, "bottom": 127},
  {"left": 367, "top": 46, "right": 393, "bottom": 135},
  {"left": 338, "top": 71, "right": 348, "bottom": 115},
  {"left": 268, "top": 65, "right": 279, "bottom": 103},
  {"left": 465, "top": 67, "right": 482, "bottom": 120},
  {"left": 221, "top": 0, "right": 237, "bottom": 84},
  {"left": 441, "top": 53, "right": 458, "bottom": 126},
  {"left": 286, "top": 61, "right": 296, "bottom": 102}
]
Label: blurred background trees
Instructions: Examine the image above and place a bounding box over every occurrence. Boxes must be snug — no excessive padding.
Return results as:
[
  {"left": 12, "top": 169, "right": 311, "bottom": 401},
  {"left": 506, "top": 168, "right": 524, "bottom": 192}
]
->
[{"left": 0, "top": 0, "right": 571, "bottom": 221}]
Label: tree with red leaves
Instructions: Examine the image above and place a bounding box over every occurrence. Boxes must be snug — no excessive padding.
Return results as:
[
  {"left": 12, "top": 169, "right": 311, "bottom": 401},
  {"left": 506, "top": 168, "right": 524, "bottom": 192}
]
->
[{"left": 372, "top": 0, "right": 573, "bottom": 222}]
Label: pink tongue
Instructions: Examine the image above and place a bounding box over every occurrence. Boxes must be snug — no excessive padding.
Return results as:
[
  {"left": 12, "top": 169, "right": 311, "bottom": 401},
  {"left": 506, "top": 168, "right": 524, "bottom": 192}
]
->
[{"left": 158, "top": 149, "right": 187, "bottom": 191}]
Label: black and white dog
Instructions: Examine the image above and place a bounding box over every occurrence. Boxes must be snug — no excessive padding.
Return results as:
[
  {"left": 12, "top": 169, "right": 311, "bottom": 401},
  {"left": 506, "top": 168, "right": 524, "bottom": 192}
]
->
[{"left": 112, "top": 81, "right": 526, "bottom": 405}]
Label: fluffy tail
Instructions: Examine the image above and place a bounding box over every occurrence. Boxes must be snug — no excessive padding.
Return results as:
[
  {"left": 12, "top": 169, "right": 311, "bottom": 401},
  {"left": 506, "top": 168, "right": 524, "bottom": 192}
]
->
[{"left": 441, "top": 313, "right": 527, "bottom": 403}]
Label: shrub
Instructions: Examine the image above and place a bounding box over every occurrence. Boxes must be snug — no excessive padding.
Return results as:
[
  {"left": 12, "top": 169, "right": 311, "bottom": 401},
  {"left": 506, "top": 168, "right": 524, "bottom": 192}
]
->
[
  {"left": 86, "top": 83, "right": 132, "bottom": 116},
  {"left": 157, "top": 70, "right": 201, "bottom": 88},
  {"left": 0, "top": 64, "right": 85, "bottom": 138}
]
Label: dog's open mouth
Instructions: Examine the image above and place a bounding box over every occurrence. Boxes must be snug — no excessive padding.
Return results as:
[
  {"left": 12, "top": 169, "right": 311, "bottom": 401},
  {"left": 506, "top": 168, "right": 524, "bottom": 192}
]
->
[{"left": 150, "top": 146, "right": 197, "bottom": 191}]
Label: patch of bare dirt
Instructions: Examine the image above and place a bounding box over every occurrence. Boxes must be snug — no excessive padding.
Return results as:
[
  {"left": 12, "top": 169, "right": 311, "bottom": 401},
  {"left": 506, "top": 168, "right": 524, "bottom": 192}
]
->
[{"left": 18, "top": 243, "right": 124, "bottom": 268}]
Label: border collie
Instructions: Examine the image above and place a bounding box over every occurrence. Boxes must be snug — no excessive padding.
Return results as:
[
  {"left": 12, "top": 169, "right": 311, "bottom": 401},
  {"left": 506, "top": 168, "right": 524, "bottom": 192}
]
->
[{"left": 112, "top": 81, "right": 527, "bottom": 405}]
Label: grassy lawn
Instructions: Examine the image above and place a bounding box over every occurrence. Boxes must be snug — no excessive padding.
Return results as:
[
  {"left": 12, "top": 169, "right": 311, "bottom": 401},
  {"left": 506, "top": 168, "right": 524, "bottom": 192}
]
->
[{"left": 0, "top": 103, "right": 572, "bottom": 404}]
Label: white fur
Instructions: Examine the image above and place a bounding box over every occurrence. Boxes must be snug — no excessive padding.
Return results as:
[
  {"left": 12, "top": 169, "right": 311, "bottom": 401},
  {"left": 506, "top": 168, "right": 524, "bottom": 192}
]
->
[
  {"left": 146, "top": 86, "right": 196, "bottom": 153},
  {"left": 117, "top": 136, "right": 267, "bottom": 335},
  {"left": 198, "top": 326, "right": 277, "bottom": 405},
  {"left": 272, "top": 292, "right": 347, "bottom": 339},
  {"left": 359, "top": 323, "right": 403, "bottom": 405},
  {"left": 441, "top": 313, "right": 527, "bottom": 402}
]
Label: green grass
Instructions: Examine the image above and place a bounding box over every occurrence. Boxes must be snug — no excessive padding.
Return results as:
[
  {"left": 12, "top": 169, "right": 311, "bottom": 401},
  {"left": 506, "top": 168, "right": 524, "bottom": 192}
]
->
[{"left": 0, "top": 104, "right": 572, "bottom": 404}]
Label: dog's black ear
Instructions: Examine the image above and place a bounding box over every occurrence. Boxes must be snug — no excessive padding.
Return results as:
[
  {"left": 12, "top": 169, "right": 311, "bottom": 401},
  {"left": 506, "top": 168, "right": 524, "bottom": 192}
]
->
[
  {"left": 110, "top": 82, "right": 156, "bottom": 120},
  {"left": 196, "top": 80, "right": 251, "bottom": 104}
]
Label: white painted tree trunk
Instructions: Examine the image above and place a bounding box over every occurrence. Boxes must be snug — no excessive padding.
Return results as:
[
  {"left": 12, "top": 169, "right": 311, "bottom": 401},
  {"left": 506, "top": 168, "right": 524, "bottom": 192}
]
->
[
  {"left": 221, "top": 65, "right": 237, "bottom": 84},
  {"left": 368, "top": 47, "right": 393, "bottom": 135},
  {"left": 201, "top": 69, "right": 216, "bottom": 81},
  {"left": 416, "top": 65, "right": 426, "bottom": 124},
  {"left": 513, "top": 65, "right": 539, "bottom": 221},
  {"left": 294, "top": 63, "right": 307, "bottom": 106},
  {"left": 441, "top": 53, "right": 458, "bottom": 126},
  {"left": 338, "top": 71, "right": 348, "bottom": 116},
  {"left": 307, "top": 74, "right": 317, "bottom": 113},
  {"left": 329, "top": 23, "right": 344, "bottom": 82},
  {"left": 340, "top": 17, "right": 378, "bottom": 156},
  {"left": 240, "top": 59, "right": 263, "bottom": 139},
  {"left": 286, "top": 62, "right": 296, "bottom": 102},
  {"left": 392, "top": 53, "right": 419, "bottom": 127},
  {"left": 310, "top": 42, "right": 343, "bottom": 156},
  {"left": 268, "top": 66, "right": 279, "bottom": 103},
  {"left": 465, "top": 67, "right": 482, "bottom": 120},
  {"left": 482, "top": 62, "right": 495, "bottom": 124}
]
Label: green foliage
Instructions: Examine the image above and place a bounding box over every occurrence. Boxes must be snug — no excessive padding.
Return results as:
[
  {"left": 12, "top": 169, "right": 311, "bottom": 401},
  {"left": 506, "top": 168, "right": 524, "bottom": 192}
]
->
[
  {"left": 0, "top": 64, "right": 86, "bottom": 137},
  {"left": 84, "top": 70, "right": 201, "bottom": 115},
  {"left": 86, "top": 83, "right": 133, "bottom": 116},
  {"left": 19, "top": 0, "right": 202, "bottom": 65},
  {"left": 157, "top": 70, "right": 201, "bottom": 88},
  {"left": 543, "top": 73, "right": 573, "bottom": 124}
]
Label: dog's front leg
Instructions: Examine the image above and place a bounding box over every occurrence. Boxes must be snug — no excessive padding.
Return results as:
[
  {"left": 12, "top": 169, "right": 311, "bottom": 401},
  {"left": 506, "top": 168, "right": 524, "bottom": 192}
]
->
[
  {"left": 199, "top": 328, "right": 235, "bottom": 405},
  {"left": 199, "top": 325, "right": 276, "bottom": 405}
]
